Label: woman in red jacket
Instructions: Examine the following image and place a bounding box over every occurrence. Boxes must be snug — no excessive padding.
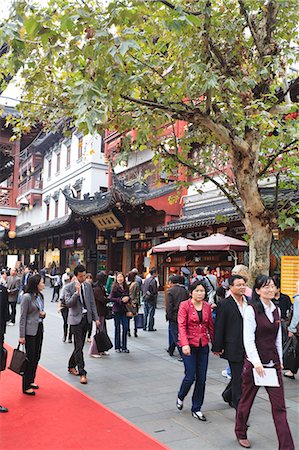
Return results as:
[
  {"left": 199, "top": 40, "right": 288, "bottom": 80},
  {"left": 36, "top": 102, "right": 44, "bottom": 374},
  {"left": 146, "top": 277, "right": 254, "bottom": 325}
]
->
[{"left": 177, "top": 280, "right": 214, "bottom": 421}]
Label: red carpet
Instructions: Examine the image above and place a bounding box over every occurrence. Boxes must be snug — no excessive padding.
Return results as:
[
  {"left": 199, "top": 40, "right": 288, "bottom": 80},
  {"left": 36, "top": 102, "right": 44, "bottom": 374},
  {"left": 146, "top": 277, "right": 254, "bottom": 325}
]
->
[{"left": 0, "top": 346, "right": 169, "bottom": 450}]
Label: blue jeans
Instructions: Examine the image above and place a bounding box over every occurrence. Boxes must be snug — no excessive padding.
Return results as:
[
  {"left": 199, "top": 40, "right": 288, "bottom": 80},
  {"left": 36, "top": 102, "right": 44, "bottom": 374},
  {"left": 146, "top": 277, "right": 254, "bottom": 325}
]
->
[
  {"left": 114, "top": 313, "right": 128, "bottom": 350},
  {"left": 143, "top": 301, "right": 156, "bottom": 330},
  {"left": 178, "top": 345, "right": 209, "bottom": 412}
]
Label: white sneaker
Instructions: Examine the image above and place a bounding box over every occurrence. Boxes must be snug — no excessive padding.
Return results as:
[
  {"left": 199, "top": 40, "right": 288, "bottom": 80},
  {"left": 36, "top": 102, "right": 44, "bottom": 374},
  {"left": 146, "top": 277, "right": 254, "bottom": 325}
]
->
[
  {"left": 91, "top": 354, "right": 102, "bottom": 358},
  {"left": 8, "top": 322, "right": 14, "bottom": 326}
]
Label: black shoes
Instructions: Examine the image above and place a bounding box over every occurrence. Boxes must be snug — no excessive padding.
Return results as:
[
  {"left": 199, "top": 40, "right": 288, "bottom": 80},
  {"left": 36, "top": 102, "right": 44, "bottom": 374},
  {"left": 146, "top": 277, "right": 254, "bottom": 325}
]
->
[
  {"left": 30, "top": 384, "right": 39, "bottom": 390},
  {"left": 122, "top": 349, "right": 130, "bottom": 353},
  {"left": 148, "top": 329, "right": 157, "bottom": 332},
  {"left": 134, "top": 331, "right": 138, "bottom": 337},
  {"left": 192, "top": 411, "right": 206, "bottom": 421},
  {"left": 0, "top": 406, "right": 8, "bottom": 413},
  {"left": 23, "top": 389, "right": 35, "bottom": 396},
  {"left": 115, "top": 349, "right": 122, "bottom": 353},
  {"left": 176, "top": 398, "right": 183, "bottom": 410}
]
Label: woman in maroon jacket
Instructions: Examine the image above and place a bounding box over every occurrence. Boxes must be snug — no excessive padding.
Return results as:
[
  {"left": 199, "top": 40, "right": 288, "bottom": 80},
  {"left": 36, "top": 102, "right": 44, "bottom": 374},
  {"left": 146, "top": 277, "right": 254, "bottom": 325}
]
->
[
  {"left": 177, "top": 280, "right": 214, "bottom": 421},
  {"left": 109, "top": 273, "right": 130, "bottom": 353}
]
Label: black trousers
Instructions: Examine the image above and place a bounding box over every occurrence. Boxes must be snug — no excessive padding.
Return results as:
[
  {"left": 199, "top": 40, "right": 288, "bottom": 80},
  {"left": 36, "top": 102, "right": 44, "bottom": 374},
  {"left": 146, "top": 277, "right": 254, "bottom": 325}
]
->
[
  {"left": 222, "top": 360, "right": 244, "bottom": 409},
  {"left": 8, "top": 301, "right": 17, "bottom": 323},
  {"left": 61, "top": 308, "right": 72, "bottom": 340},
  {"left": 23, "top": 323, "right": 43, "bottom": 392},
  {"left": 68, "top": 316, "right": 89, "bottom": 376}
]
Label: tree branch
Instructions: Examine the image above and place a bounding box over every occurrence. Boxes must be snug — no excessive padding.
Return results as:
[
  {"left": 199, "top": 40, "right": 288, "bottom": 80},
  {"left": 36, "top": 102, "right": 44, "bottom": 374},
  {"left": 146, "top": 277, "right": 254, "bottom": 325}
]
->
[
  {"left": 238, "top": 0, "right": 263, "bottom": 58},
  {"left": 258, "top": 140, "right": 298, "bottom": 177},
  {"left": 160, "top": 145, "right": 245, "bottom": 218},
  {"left": 145, "top": 0, "right": 203, "bottom": 16}
]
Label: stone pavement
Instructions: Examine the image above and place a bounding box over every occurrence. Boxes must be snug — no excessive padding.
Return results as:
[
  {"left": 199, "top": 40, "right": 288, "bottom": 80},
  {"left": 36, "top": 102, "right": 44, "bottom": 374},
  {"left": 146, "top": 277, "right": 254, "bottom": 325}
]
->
[{"left": 4, "top": 287, "right": 299, "bottom": 450}]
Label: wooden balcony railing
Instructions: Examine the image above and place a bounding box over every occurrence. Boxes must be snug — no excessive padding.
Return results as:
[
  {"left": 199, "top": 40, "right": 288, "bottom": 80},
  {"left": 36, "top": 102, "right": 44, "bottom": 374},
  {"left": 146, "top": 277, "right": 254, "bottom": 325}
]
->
[
  {"left": 0, "top": 186, "right": 14, "bottom": 208},
  {"left": 18, "top": 178, "right": 43, "bottom": 197}
]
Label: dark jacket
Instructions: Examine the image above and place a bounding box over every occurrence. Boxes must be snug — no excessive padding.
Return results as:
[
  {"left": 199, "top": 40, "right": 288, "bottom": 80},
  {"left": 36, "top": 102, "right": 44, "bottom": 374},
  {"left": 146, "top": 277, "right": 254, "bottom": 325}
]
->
[
  {"left": 142, "top": 276, "right": 158, "bottom": 304},
  {"left": 166, "top": 284, "right": 189, "bottom": 323},
  {"left": 0, "top": 285, "right": 9, "bottom": 335},
  {"left": 109, "top": 283, "right": 129, "bottom": 314},
  {"left": 272, "top": 293, "right": 292, "bottom": 320},
  {"left": 212, "top": 295, "right": 245, "bottom": 362},
  {"left": 93, "top": 284, "right": 109, "bottom": 317}
]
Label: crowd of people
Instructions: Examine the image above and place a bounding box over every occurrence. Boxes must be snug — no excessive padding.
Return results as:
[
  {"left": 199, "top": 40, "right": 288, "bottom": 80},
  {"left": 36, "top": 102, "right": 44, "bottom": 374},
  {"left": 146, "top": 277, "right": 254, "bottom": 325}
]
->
[{"left": 0, "top": 262, "right": 298, "bottom": 450}]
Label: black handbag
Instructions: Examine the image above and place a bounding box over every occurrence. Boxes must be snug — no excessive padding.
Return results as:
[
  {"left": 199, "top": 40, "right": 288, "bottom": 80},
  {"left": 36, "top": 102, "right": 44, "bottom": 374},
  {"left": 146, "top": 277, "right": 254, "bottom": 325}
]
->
[
  {"left": 0, "top": 346, "right": 7, "bottom": 372},
  {"left": 283, "top": 336, "right": 297, "bottom": 373},
  {"left": 8, "top": 344, "right": 27, "bottom": 376},
  {"left": 94, "top": 330, "right": 113, "bottom": 353}
]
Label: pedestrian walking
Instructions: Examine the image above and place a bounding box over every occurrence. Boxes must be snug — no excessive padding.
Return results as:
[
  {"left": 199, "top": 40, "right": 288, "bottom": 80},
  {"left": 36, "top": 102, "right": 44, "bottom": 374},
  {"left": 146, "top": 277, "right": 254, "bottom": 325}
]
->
[
  {"left": 64, "top": 265, "right": 100, "bottom": 384},
  {"left": 109, "top": 272, "right": 130, "bottom": 353},
  {"left": 212, "top": 275, "right": 247, "bottom": 409},
  {"left": 235, "top": 275, "right": 295, "bottom": 450},
  {"left": 19, "top": 275, "right": 46, "bottom": 395},
  {"left": 90, "top": 272, "right": 110, "bottom": 357},
  {"left": 6, "top": 268, "right": 21, "bottom": 326},
  {"left": 127, "top": 271, "right": 141, "bottom": 337},
  {"left": 177, "top": 280, "right": 214, "bottom": 421},
  {"left": 59, "top": 273, "right": 74, "bottom": 343},
  {"left": 166, "top": 275, "right": 189, "bottom": 360},
  {"left": 85, "top": 273, "right": 94, "bottom": 342},
  {"left": 142, "top": 267, "right": 158, "bottom": 331}
]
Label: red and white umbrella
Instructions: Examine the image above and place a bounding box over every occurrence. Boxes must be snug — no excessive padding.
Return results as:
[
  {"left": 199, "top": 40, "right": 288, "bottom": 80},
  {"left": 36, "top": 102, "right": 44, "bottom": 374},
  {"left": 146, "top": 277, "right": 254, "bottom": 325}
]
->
[{"left": 187, "top": 233, "right": 248, "bottom": 251}]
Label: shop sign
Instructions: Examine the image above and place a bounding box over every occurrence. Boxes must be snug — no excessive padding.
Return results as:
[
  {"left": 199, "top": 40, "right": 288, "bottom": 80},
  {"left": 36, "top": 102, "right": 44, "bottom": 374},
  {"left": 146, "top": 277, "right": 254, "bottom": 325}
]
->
[
  {"left": 97, "top": 244, "right": 107, "bottom": 251},
  {"left": 64, "top": 238, "right": 75, "bottom": 247}
]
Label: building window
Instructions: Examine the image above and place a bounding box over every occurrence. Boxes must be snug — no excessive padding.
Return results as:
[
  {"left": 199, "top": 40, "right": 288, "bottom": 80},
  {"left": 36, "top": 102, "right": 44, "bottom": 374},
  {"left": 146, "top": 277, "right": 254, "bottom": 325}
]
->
[
  {"left": 56, "top": 153, "right": 60, "bottom": 174},
  {"left": 55, "top": 200, "right": 59, "bottom": 218},
  {"left": 46, "top": 203, "right": 50, "bottom": 221},
  {"left": 66, "top": 145, "right": 71, "bottom": 167},
  {"left": 76, "top": 190, "right": 81, "bottom": 199},
  {"left": 78, "top": 137, "right": 83, "bottom": 160},
  {"left": 48, "top": 159, "right": 52, "bottom": 179},
  {"left": 65, "top": 199, "right": 69, "bottom": 215}
]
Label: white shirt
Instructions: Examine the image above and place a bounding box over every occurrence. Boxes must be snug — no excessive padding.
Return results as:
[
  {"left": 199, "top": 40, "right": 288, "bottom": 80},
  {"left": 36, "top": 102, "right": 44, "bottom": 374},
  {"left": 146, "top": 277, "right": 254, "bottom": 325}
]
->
[
  {"left": 231, "top": 294, "right": 248, "bottom": 318},
  {"left": 243, "top": 301, "right": 282, "bottom": 367},
  {"left": 62, "top": 272, "right": 70, "bottom": 286}
]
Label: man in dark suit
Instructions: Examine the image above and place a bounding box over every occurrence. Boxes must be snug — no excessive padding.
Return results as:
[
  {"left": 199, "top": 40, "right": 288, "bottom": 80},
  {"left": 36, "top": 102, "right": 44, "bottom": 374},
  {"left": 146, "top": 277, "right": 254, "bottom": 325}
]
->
[
  {"left": 0, "top": 283, "right": 9, "bottom": 412},
  {"left": 166, "top": 275, "right": 189, "bottom": 360},
  {"left": 64, "top": 264, "right": 99, "bottom": 385},
  {"left": 212, "top": 275, "right": 247, "bottom": 409}
]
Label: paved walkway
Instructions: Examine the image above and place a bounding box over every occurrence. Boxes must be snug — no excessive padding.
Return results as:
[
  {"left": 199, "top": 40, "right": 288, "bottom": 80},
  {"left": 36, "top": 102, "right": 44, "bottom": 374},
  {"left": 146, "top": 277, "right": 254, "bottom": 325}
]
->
[{"left": 4, "top": 287, "right": 299, "bottom": 449}]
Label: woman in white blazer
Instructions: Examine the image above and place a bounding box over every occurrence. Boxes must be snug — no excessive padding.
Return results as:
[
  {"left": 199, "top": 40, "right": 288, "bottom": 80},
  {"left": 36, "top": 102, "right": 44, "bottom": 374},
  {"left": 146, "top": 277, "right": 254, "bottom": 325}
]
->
[{"left": 19, "top": 275, "right": 46, "bottom": 395}]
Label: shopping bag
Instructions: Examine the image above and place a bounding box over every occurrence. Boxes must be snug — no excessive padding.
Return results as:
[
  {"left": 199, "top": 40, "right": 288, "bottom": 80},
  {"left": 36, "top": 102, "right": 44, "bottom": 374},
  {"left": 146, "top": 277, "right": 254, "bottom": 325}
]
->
[
  {"left": 0, "top": 346, "right": 7, "bottom": 371},
  {"left": 8, "top": 344, "right": 27, "bottom": 375},
  {"left": 136, "top": 313, "right": 144, "bottom": 329},
  {"left": 94, "top": 331, "right": 113, "bottom": 353},
  {"left": 283, "top": 336, "right": 297, "bottom": 373},
  {"left": 88, "top": 336, "right": 100, "bottom": 356}
]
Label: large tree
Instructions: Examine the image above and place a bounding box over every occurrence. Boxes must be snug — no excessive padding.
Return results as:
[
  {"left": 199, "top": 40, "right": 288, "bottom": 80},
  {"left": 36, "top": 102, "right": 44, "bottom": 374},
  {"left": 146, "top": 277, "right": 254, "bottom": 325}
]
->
[{"left": 0, "top": 0, "right": 298, "bottom": 278}]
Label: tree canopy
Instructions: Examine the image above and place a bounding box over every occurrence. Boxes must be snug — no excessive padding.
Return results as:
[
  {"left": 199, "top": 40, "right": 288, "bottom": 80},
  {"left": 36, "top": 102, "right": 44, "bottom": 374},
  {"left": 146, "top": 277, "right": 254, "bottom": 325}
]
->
[{"left": 0, "top": 0, "right": 299, "bottom": 275}]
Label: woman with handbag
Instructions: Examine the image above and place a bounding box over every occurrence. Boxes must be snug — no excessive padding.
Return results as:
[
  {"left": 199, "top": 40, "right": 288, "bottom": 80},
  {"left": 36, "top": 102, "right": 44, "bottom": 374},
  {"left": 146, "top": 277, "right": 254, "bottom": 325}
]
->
[
  {"left": 177, "top": 280, "right": 214, "bottom": 421},
  {"left": 19, "top": 274, "right": 46, "bottom": 396},
  {"left": 284, "top": 280, "right": 299, "bottom": 380},
  {"left": 109, "top": 272, "right": 130, "bottom": 353},
  {"left": 235, "top": 275, "right": 294, "bottom": 450},
  {"left": 89, "top": 272, "right": 110, "bottom": 358},
  {"left": 127, "top": 271, "right": 140, "bottom": 337}
]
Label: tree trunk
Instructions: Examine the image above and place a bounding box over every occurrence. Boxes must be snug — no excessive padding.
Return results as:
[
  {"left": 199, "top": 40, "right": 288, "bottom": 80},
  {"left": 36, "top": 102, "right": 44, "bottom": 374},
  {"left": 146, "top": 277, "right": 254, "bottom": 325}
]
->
[{"left": 231, "top": 135, "right": 275, "bottom": 285}]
